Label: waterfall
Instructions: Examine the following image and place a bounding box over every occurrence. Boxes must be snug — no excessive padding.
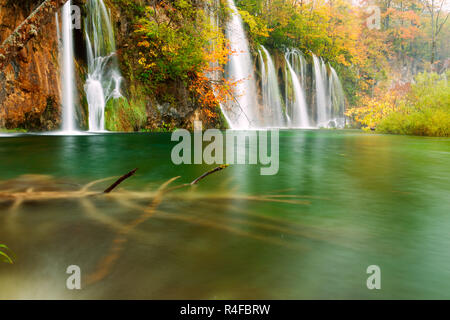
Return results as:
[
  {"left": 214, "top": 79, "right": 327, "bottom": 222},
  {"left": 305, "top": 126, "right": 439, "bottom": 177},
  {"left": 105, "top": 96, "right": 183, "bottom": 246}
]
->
[
  {"left": 259, "top": 46, "right": 285, "bottom": 127},
  {"left": 56, "top": 0, "right": 346, "bottom": 131},
  {"left": 288, "top": 48, "right": 307, "bottom": 88},
  {"left": 324, "top": 61, "right": 332, "bottom": 122},
  {"left": 312, "top": 54, "right": 330, "bottom": 127},
  {"left": 329, "top": 66, "right": 346, "bottom": 127},
  {"left": 84, "top": 0, "right": 122, "bottom": 132},
  {"left": 285, "top": 49, "right": 310, "bottom": 128},
  {"left": 59, "top": 1, "right": 77, "bottom": 132},
  {"left": 222, "top": 1, "right": 347, "bottom": 130},
  {"left": 225, "top": 0, "right": 259, "bottom": 129},
  {"left": 258, "top": 47, "right": 267, "bottom": 117},
  {"left": 312, "top": 56, "right": 347, "bottom": 128}
]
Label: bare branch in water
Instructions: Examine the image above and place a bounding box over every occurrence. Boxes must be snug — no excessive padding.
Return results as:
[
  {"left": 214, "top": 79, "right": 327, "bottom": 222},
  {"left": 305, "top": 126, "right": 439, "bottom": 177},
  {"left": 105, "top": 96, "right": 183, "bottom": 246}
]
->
[
  {"left": 0, "top": 167, "right": 317, "bottom": 286},
  {"left": 103, "top": 168, "right": 138, "bottom": 193},
  {"left": 86, "top": 165, "right": 229, "bottom": 285},
  {"left": 191, "top": 164, "right": 229, "bottom": 185}
]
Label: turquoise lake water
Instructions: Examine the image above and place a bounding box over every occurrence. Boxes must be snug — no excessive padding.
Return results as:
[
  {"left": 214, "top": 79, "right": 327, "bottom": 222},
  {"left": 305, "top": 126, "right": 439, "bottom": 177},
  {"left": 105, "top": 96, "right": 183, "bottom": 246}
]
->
[{"left": 0, "top": 130, "right": 449, "bottom": 299}]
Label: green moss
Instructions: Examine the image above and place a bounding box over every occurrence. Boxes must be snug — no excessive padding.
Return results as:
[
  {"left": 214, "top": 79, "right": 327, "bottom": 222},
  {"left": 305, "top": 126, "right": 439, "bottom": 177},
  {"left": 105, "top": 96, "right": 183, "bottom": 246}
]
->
[
  {"left": 0, "top": 128, "right": 28, "bottom": 133},
  {"left": 141, "top": 121, "right": 174, "bottom": 133},
  {"left": 105, "top": 96, "right": 147, "bottom": 132},
  {"left": 217, "top": 105, "right": 230, "bottom": 129}
]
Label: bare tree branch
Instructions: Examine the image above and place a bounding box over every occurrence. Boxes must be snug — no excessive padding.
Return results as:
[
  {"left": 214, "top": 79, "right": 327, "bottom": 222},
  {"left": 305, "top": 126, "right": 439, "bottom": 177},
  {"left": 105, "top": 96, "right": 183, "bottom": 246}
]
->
[{"left": 103, "top": 169, "right": 138, "bottom": 193}]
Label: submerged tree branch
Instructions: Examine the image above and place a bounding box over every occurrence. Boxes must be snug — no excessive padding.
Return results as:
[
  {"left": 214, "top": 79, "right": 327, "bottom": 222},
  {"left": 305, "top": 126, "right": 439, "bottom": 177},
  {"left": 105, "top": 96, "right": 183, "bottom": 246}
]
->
[
  {"left": 86, "top": 165, "right": 230, "bottom": 285},
  {"left": 103, "top": 168, "right": 138, "bottom": 193},
  {"left": 0, "top": 168, "right": 315, "bottom": 283},
  {"left": 190, "top": 164, "right": 229, "bottom": 185}
]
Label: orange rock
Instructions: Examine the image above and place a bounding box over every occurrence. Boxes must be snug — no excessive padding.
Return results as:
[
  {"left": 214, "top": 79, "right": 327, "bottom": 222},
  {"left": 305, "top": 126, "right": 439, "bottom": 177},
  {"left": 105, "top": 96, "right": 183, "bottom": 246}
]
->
[{"left": 0, "top": 0, "right": 61, "bottom": 131}]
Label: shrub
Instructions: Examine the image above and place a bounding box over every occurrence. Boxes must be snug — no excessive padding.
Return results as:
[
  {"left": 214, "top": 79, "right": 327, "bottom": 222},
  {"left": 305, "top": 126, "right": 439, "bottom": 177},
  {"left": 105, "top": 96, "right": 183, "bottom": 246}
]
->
[{"left": 347, "top": 71, "right": 450, "bottom": 137}]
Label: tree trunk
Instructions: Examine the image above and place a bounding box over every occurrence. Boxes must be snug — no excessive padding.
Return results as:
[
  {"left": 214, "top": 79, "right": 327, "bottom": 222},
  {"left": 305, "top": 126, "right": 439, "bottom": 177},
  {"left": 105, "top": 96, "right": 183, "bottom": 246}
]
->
[
  {"left": 431, "top": 37, "right": 436, "bottom": 65},
  {"left": 0, "top": 0, "right": 69, "bottom": 72},
  {"left": 430, "top": 0, "right": 435, "bottom": 65}
]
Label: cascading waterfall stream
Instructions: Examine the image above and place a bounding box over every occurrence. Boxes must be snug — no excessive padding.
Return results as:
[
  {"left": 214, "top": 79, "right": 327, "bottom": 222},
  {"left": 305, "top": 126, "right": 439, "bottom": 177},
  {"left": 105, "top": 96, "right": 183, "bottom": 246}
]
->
[
  {"left": 218, "top": 2, "right": 346, "bottom": 129},
  {"left": 324, "top": 61, "right": 332, "bottom": 122},
  {"left": 59, "top": 1, "right": 77, "bottom": 132},
  {"left": 84, "top": 0, "right": 122, "bottom": 132},
  {"left": 329, "top": 66, "right": 346, "bottom": 127},
  {"left": 288, "top": 48, "right": 307, "bottom": 88},
  {"left": 259, "top": 46, "right": 285, "bottom": 127},
  {"left": 225, "top": 0, "right": 259, "bottom": 129},
  {"left": 313, "top": 54, "right": 329, "bottom": 127},
  {"left": 56, "top": 0, "right": 346, "bottom": 132},
  {"left": 285, "top": 49, "right": 310, "bottom": 128},
  {"left": 49, "top": 0, "right": 347, "bottom": 133}
]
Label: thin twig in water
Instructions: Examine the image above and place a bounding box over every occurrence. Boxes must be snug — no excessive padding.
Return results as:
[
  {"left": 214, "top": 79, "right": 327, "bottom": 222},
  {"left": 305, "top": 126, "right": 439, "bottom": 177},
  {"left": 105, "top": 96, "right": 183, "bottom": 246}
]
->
[
  {"left": 190, "top": 164, "right": 229, "bottom": 185},
  {"left": 103, "top": 168, "right": 138, "bottom": 193}
]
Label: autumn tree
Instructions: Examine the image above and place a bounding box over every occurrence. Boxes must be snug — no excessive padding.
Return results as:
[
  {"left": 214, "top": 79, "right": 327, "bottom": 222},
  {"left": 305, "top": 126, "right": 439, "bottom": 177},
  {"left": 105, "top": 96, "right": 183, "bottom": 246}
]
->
[
  {"left": 419, "top": 0, "right": 449, "bottom": 64},
  {"left": 134, "top": 0, "right": 235, "bottom": 123}
]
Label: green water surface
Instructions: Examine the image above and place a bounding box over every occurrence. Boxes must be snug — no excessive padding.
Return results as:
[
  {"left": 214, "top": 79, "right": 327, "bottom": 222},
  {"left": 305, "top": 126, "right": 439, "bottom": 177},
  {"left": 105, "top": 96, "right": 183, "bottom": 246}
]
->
[{"left": 0, "top": 130, "right": 449, "bottom": 299}]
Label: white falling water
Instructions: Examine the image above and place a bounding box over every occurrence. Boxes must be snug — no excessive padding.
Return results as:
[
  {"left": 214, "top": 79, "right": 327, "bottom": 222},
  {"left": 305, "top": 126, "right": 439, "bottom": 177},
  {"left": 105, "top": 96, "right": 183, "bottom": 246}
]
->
[
  {"left": 324, "top": 61, "right": 332, "bottom": 122},
  {"left": 257, "top": 48, "right": 272, "bottom": 126},
  {"left": 59, "top": 1, "right": 77, "bottom": 132},
  {"left": 222, "top": 1, "right": 348, "bottom": 129},
  {"left": 257, "top": 48, "right": 267, "bottom": 120},
  {"left": 225, "top": 0, "right": 259, "bottom": 129},
  {"left": 327, "top": 64, "right": 333, "bottom": 121},
  {"left": 285, "top": 50, "right": 310, "bottom": 128},
  {"left": 329, "top": 66, "right": 346, "bottom": 127},
  {"left": 84, "top": 0, "right": 122, "bottom": 132},
  {"left": 312, "top": 54, "right": 330, "bottom": 127},
  {"left": 259, "top": 46, "right": 285, "bottom": 127},
  {"left": 288, "top": 48, "right": 307, "bottom": 88}
]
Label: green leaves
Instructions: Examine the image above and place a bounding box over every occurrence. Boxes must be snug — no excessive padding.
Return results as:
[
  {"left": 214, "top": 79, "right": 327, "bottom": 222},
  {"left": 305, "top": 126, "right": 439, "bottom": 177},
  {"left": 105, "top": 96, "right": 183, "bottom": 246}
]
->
[
  {"left": 0, "top": 244, "right": 14, "bottom": 264},
  {"left": 134, "top": 1, "right": 210, "bottom": 85},
  {"left": 349, "top": 71, "right": 450, "bottom": 137}
]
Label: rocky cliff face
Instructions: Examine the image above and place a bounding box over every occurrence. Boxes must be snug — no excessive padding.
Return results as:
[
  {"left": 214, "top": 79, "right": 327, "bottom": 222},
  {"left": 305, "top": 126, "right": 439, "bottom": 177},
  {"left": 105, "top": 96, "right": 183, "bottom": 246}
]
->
[
  {"left": 107, "top": 0, "right": 225, "bottom": 131},
  {"left": 0, "top": 0, "right": 224, "bottom": 132},
  {"left": 0, "top": 0, "right": 61, "bottom": 131}
]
